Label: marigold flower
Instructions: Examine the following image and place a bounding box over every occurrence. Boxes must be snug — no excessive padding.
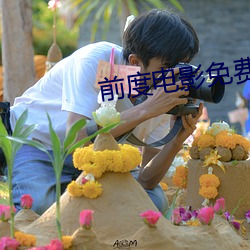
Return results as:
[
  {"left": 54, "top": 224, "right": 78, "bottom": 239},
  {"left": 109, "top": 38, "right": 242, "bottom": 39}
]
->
[
  {"left": 20, "top": 194, "right": 33, "bottom": 209},
  {"left": 67, "top": 181, "right": 84, "bottom": 197},
  {"left": 199, "top": 186, "right": 218, "bottom": 200},
  {"left": 197, "top": 207, "right": 214, "bottom": 225},
  {"left": 233, "top": 134, "right": 250, "bottom": 151},
  {"left": 197, "top": 134, "right": 215, "bottom": 149},
  {"left": 185, "top": 218, "right": 201, "bottom": 226},
  {"left": 172, "top": 166, "right": 188, "bottom": 189},
  {"left": 215, "top": 131, "right": 237, "bottom": 149},
  {"left": 82, "top": 163, "right": 105, "bottom": 178},
  {"left": 79, "top": 210, "right": 94, "bottom": 229},
  {"left": 199, "top": 174, "right": 220, "bottom": 188},
  {"left": 14, "top": 231, "right": 36, "bottom": 247},
  {"left": 82, "top": 180, "right": 102, "bottom": 199},
  {"left": 160, "top": 182, "right": 168, "bottom": 191},
  {"left": 213, "top": 197, "right": 225, "bottom": 215},
  {"left": 73, "top": 144, "right": 141, "bottom": 178},
  {"left": 140, "top": 210, "right": 162, "bottom": 227},
  {"left": 0, "top": 236, "right": 19, "bottom": 249},
  {"left": 62, "top": 236, "right": 73, "bottom": 249}
]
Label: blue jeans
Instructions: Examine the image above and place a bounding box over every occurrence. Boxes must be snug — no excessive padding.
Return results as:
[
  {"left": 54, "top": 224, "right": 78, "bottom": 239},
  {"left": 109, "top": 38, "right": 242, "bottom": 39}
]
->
[{"left": 5, "top": 145, "right": 168, "bottom": 215}]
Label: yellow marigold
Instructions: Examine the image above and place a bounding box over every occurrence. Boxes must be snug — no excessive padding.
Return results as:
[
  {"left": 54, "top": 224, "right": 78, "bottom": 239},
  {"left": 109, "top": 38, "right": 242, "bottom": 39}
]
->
[
  {"left": 119, "top": 144, "right": 142, "bottom": 172},
  {"left": 199, "top": 174, "right": 220, "bottom": 188},
  {"left": 73, "top": 144, "right": 142, "bottom": 176},
  {"left": 160, "top": 182, "right": 168, "bottom": 191},
  {"left": 185, "top": 219, "right": 201, "bottom": 227},
  {"left": 233, "top": 134, "right": 250, "bottom": 151},
  {"left": 192, "top": 136, "right": 199, "bottom": 147},
  {"left": 172, "top": 166, "right": 188, "bottom": 188},
  {"left": 62, "top": 236, "right": 73, "bottom": 249},
  {"left": 73, "top": 145, "right": 94, "bottom": 168},
  {"left": 14, "top": 231, "right": 36, "bottom": 247},
  {"left": 199, "top": 186, "right": 218, "bottom": 199},
  {"left": 82, "top": 180, "right": 102, "bottom": 199},
  {"left": 215, "top": 131, "right": 237, "bottom": 149},
  {"left": 82, "top": 163, "right": 105, "bottom": 178},
  {"left": 67, "top": 181, "right": 84, "bottom": 197},
  {"left": 197, "top": 134, "right": 215, "bottom": 149}
]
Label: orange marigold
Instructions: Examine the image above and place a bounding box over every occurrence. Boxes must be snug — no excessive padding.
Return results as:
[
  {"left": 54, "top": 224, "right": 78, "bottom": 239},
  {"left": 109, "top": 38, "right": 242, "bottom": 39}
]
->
[
  {"left": 199, "top": 186, "right": 218, "bottom": 199},
  {"left": 199, "top": 174, "right": 220, "bottom": 188},
  {"left": 215, "top": 131, "right": 237, "bottom": 149},
  {"left": 233, "top": 134, "right": 250, "bottom": 151},
  {"left": 172, "top": 166, "right": 188, "bottom": 188},
  {"left": 197, "top": 134, "right": 215, "bottom": 149}
]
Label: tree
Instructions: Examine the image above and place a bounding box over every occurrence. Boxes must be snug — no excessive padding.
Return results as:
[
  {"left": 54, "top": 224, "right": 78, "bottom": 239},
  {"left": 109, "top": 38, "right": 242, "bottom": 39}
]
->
[
  {"left": 69, "top": 0, "right": 183, "bottom": 42},
  {"left": 1, "top": 0, "right": 35, "bottom": 104}
]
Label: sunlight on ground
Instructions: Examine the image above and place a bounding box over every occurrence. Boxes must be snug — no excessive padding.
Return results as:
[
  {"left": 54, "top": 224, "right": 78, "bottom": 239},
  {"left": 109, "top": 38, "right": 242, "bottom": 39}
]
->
[{"left": 0, "top": 181, "right": 9, "bottom": 205}]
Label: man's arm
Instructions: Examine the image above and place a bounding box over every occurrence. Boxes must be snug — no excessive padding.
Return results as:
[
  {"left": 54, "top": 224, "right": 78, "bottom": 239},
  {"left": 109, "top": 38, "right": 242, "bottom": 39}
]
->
[{"left": 138, "top": 103, "right": 203, "bottom": 189}]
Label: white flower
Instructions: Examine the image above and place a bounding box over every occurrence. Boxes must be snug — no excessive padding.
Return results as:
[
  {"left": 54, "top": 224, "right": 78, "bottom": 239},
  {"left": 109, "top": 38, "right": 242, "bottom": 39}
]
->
[
  {"left": 206, "top": 121, "right": 232, "bottom": 136},
  {"left": 124, "top": 15, "right": 135, "bottom": 31},
  {"left": 93, "top": 92, "right": 120, "bottom": 127}
]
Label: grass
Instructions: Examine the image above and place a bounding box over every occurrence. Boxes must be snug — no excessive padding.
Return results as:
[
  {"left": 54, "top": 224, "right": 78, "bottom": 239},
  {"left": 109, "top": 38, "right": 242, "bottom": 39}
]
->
[{"left": 0, "top": 180, "right": 9, "bottom": 205}]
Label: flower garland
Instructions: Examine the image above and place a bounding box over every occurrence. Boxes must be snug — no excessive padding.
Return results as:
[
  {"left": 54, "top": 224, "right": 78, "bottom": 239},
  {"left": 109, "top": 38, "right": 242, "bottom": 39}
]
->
[
  {"left": 68, "top": 140, "right": 141, "bottom": 199},
  {"left": 199, "top": 167, "right": 220, "bottom": 206}
]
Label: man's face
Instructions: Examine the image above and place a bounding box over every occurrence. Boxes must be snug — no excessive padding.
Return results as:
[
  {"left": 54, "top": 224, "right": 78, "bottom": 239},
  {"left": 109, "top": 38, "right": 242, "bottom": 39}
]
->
[{"left": 140, "top": 57, "right": 166, "bottom": 86}]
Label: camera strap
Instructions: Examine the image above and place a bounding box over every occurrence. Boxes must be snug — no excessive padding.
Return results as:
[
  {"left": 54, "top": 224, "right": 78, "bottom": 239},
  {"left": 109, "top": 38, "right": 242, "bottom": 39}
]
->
[{"left": 116, "top": 116, "right": 183, "bottom": 147}]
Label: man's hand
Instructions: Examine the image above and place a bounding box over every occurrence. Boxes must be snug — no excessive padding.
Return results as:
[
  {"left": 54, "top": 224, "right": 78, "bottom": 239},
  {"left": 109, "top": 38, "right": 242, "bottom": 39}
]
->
[{"left": 171, "top": 102, "right": 204, "bottom": 145}]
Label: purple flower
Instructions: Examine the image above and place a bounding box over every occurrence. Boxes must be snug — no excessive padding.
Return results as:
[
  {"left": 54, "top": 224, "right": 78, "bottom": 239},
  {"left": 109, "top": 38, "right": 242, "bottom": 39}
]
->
[
  {"left": 245, "top": 210, "right": 250, "bottom": 223},
  {"left": 192, "top": 210, "right": 198, "bottom": 218},
  {"left": 224, "top": 211, "right": 234, "bottom": 221},
  {"left": 231, "top": 220, "right": 241, "bottom": 230}
]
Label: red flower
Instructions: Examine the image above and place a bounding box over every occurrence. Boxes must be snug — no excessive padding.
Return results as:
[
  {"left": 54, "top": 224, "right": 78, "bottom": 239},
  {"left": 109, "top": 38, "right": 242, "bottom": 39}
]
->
[
  {"left": 79, "top": 210, "right": 94, "bottom": 229},
  {"left": 197, "top": 207, "right": 214, "bottom": 225},
  {"left": 213, "top": 197, "right": 225, "bottom": 215},
  {"left": 20, "top": 194, "right": 33, "bottom": 209},
  {"left": 0, "top": 236, "right": 19, "bottom": 249},
  {"left": 139, "top": 210, "right": 162, "bottom": 227}
]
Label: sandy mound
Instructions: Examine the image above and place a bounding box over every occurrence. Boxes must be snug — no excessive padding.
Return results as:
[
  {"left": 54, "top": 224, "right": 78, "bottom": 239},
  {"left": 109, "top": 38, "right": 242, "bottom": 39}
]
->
[
  {"left": 186, "top": 159, "right": 250, "bottom": 219},
  {"left": 13, "top": 171, "right": 250, "bottom": 250}
]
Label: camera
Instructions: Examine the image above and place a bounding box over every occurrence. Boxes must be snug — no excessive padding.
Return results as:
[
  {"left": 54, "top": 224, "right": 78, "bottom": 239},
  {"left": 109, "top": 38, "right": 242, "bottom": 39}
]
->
[{"left": 166, "top": 63, "right": 225, "bottom": 116}]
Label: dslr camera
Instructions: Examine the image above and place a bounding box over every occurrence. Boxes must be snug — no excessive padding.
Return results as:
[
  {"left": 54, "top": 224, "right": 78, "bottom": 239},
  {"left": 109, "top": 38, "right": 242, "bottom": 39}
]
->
[{"left": 165, "top": 63, "right": 225, "bottom": 116}]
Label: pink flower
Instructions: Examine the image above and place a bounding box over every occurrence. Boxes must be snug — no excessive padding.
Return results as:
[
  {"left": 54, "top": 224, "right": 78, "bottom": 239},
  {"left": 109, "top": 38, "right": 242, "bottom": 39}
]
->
[
  {"left": 0, "top": 205, "right": 16, "bottom": 221},
  {"left": 197, "top": 207, "right": 214, "bottom": 225},
  {"left": 20, "top": 194, "right": 33, "bottom": 209},
  {"left": 48, "top": 0, "right": 62, "bottom": 11},
  {"left": 0, "top": 236, "right": 19, "bottom": 250},
  {"left": 81, "top": 177, "right": 88, "bottom": 185},
  {"left": 79, "top": 210, "right": 94, "bottom": 229},
  {"left": 171, "top": 208, "right": 182, "bottom": 225},
  {"left": 213, "top": 197, "right": 225, "bottom": 215},
  {"left": 139, "top": 210, "right": 162, "bottom": 227}
]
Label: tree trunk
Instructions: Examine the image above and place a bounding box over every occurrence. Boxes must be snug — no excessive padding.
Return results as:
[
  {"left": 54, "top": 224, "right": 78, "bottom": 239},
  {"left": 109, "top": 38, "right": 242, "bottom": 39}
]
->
[{"left": 1, "top": 0, "right": 35, "bottom": 104}]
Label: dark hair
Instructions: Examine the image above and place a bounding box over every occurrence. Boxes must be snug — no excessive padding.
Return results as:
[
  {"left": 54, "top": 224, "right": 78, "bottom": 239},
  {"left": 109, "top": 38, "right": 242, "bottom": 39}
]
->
[{"left": 122, "top": 9, "right": 199, "bottom": 69}]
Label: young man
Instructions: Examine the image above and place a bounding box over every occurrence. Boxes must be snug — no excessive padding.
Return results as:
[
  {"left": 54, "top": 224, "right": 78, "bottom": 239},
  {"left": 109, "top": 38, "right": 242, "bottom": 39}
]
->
[{"left": 8, "top": 9, "right": 202, "bottom": 215}]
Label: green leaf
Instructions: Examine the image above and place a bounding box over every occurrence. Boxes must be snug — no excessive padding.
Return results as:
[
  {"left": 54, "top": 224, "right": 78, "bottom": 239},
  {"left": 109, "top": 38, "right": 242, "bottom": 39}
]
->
[
  {"left": 12, "top": 109, "right": 28, "bottom": 137},
  {"left": 63, "top": 118, "right": 86, "bottom": 151},
  {"left": 165, "top": 188, "right": 180, "bottom": 219},
  {"left": 6, "top": 136, "right": 52, "bottom": 161},
  {"left": 47, "top": 114, "right": 63, "bottom": 174},
  {"left": 67, "top": 121, "right": 121, "bottom": 154},
  {"left": 0, "top": 119, "right": 12, "bottom": 163}
]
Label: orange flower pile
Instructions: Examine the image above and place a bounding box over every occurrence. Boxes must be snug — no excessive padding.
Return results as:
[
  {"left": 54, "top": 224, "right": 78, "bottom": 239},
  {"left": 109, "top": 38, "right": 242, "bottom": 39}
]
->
[
  {"left": 172, "top": 166, "right": 188, "bottom": 189},
  {"left": 199, "top": 174, "right": 220, "bottom": 200}
]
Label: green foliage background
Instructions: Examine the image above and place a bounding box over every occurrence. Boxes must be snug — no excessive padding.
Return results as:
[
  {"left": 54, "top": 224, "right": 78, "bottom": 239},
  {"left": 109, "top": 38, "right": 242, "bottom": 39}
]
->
[{"left": 32, "top": 1, "right": 79, "bottom": 58}]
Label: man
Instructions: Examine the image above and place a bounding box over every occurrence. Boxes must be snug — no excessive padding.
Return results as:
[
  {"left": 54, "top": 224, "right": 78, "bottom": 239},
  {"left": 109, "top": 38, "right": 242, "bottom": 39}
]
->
[{"left": 8, "top": 9, "right": 202, "bottom": 215}]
